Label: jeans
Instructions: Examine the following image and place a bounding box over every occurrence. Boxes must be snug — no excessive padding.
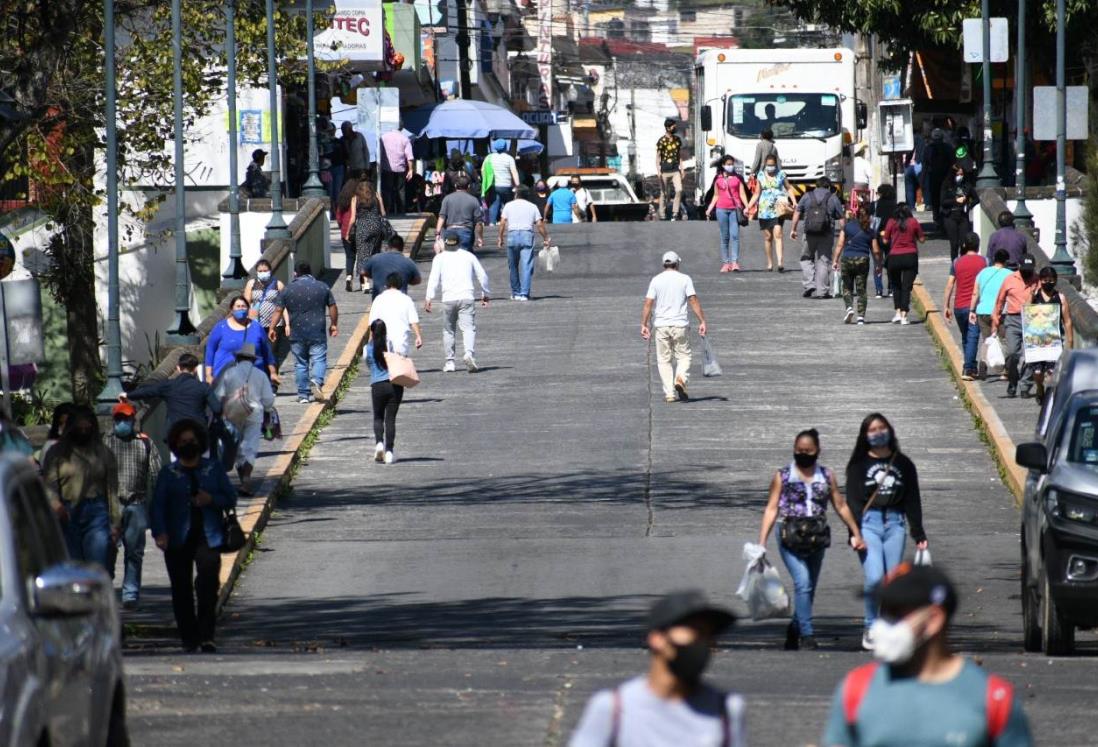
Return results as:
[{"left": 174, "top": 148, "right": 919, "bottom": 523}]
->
[
  {"left": 488, "top": 186, "right": 514, "bottom": 224},
  {"left": 371, "top": 380, "right": 404, "bottom": 451},
  {"left": 871, "top": 250, "right": 888, "bottom": 296},
  {"left": 448, "top": 226, "right": 474, "bottom": 251},
  {"left": 381, "top": 170, "right": 406, "bottom": 215},
  {"left": 860, "top": 509, "right": 907, "bottom": 627},
  {"left": 62, "top": 497, "right": 112, "bottom": 571},
  {"left": 655, "top": 325, "right": 691, "bottom": 399},
  {"left": 329, "top": 164, "right": 345, "bottom": 218},
  {"left": 507, "top": 230, "right": 536, "bottom": 297},
  {"left": 887, "top": 253, "right": 918, "bottom": 312},
  {"left": 801, "top": 233, "right": 834, "bottom": 294},
  {"left": 291, "top": 338, "right": 329, "bottom": 398},
  {"left": 777, "top": 541, "right": 825, "bottom": 637},
  {"left": 841, "top": 256, "right": 870, "bottom": 316},
  {"left": 106, "top": 503, "right": 148, "bottom": 603},
  {"left": 716, "top": 208, "right": 741, "bottom": 263},
  {"left": 164, "top": 527, "right": 221, "bottom": 648},
  {"left": 443, "top": 300, "right": 477, "bottom": 360},
  {"left": 954, "top": 306, "right": 980, "bottom": 373},
  {"left": 904, "top": 163, "right": 920, "bottom": 208}
]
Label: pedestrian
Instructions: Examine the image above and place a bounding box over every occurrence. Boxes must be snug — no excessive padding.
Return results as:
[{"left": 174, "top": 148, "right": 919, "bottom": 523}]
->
[
  {"left": 656, "top": 118, "right": 685, "bottom": 221},
  {"left": 244, "top": 258, "right": 286, "bottom": 362},
  {"left": 270, "top": 261, "right": 338, "bottom": 405},
  {"left": 204, "top": 295, "right": 278, "bottom": 384},
  {"left": 341, "top": 121, "right": 370, "bottom": 180},
  {"left": 103, "top": 401, "right": 162, "bottom": 608},
  {"left": 991, "top": 254, "right": 1040, "bottom": 398},
  {"left": 923, "top": 128, "right": 953, "bottom": 222},
  {"left": 43, "top": 405, "right": 120, "bottom": 572},
  {"left": 151, "top": 419, "right": 238, "bottom": 654},
  {"left": 210, "top": 343, "right": 275, "bottom": 495},
  {"left": 758, "top": 428, "right": 866, "bottom": 651},
  {"left": 746, "top": 154, "right": 797, "bottom": 272},
  {"left": 442, "top": 150, "right": 469, "bottom": 195},
  {"left": 424, "top": 230, "right": 491, "bottom": 373},
  {"left": 903, "top": 124, "right": 927, "bottom": 210},
  {"left": 881, "top": 203, "right": 926, "bottom": 325},
  {"left": 546, "top": 179, "right": 580, "bottom": 224},
  {"left": 366, "top": 319, "right": 404, "bottom": 465},
  {"left": 640, "top": 251, "right": 708, "bottom": 403},
  {"left": 327, "top": 122, "right": 346, "bottom": 219},
  {"left": 436, "top": 172, "right": 484, "bottom": 251},
  {"left": 351, "top": 180, "right": 388, "bottom": 292},
  {"left": 942, "top": 232, "right": 988, "bottom": 380},
  {"left": 123, "top": 353, "right": 211, "bottom": 433},
  {"left": 568, "top": 590, "right": 745, "bottom": 747},
  {"left": 37, "top": 401, "right": 75, "bottom": 465},
  {"left": 870, "top": 184, "right": 897, "bottom": 298},
  {"left": 704, "top": 154, "right": 749, "bottom": 273},
  {"left": 845, "top": 413, "right": 928, "bottom": 649},
  {"left": 532, "top": 179, "right": 550, "bottom": 215},
  {"left": 1025, "top": 266, "right": 1073, "bottom": 404},
  {"left": 243, "top": 148, "right": 270, "bottom": 198},
  {"left": 379, "top": 125, "right": 414, "bottom": 215},
  {"left": 571, "top": 175, "right": 598, "bottom": 223},
  {"left": 364, "top": 234, "right": 421, "bottom": 299},
  {"left": 498, "top": 185, "right": 549, "bottom": 301},
  {"left": 969, "top": 249, "right": 1013, "bottom": 380},
  {"left": 939, "top": 162, "right": 977, "bottom": 261},
  {"left": 790, "top": 176, "right": 843, "bottom": 295},
  {"left": 485, "top": 139, "right": 520, "bottom": 225},
  {"left": 823, "top": 564, "right": 1033, "bottom": 746},
  {"left": 833, "top": 207, "right": 881, "bottom": 325},
  {"left": 335, "top": 177, "right": 360, "bottom": 292},
  {"left": 849, "top": 142, "right": 872, "bottom": 212},
  {"left": 369, "top": 272, "right": 424, "bottom": 356},
  {"left": 750, "top": 128, "right": 779, "bottom": 178},
  {"left": 986, "top": 210, "right": 1028, "bottom": 267}
]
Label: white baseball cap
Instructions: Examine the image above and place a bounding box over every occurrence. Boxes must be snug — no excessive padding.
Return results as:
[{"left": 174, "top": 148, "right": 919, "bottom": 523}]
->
[{"left": 662, "top": 251, "right": 681, "bottom": 265}]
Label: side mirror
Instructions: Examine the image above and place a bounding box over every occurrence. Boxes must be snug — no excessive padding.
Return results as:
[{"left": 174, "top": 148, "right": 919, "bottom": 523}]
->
[
  {"left": 855, "top": 101, "right": 868, "bottom": 130},
  {"left": 700, "top": 105, "right": 712, "bottom": 132},
  {"left": 32, "top": 563, "right": 109, "bottom": 618},
  {"left": 1016, "top": 442, "right": 1049, "bottom": 474}
]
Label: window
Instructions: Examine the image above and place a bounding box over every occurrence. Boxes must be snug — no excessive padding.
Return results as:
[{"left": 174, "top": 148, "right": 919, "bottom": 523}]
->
[
  {"left": 680, "top": 10, "right": 696, "bottom": 22},
  {"left": 1066, "top": 406, "right": 1098, "bottom": 468},
  {"left": 726, "top": 93, "right": 841, "bottom": 140}
]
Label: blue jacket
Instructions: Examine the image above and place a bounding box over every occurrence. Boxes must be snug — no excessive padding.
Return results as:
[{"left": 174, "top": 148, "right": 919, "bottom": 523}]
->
[{"left": 150, "top": 458, "right": 238, "bottom": 549}]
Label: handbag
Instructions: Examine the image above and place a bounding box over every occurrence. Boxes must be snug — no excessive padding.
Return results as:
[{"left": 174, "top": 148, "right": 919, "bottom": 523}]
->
[
  {"left": 220, "top": 508, "right": 246, "bottom": 554},
  {"left": 780, "top": 516, "right": 831, "bottom": 554},
  {"left": 735, "top": 207, "right": 749, "bottom": 226},
  {"left": 384, "top": 351, "right": 420, "bottom": 388}
]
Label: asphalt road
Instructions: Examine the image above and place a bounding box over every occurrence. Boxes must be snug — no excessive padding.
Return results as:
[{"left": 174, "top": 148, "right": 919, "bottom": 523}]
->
[{"left": 125, "top": 220, "right": 1098, "bottom": 746}]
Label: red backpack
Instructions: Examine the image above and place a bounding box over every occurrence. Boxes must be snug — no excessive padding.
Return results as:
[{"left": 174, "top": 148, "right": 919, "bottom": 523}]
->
[{"left": 841, "top": 662, "right": 1013, "bottom": 744}]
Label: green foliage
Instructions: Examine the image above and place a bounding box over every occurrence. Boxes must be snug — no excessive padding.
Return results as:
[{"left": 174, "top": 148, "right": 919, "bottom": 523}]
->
[{"left": 1080, "top": 139, "right": 1098, "bottom": 286}]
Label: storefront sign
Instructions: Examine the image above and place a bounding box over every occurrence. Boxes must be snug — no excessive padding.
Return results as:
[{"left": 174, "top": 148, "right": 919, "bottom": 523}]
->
[{"left": 315, "top": 0, "right": 384, "bottom": 63}]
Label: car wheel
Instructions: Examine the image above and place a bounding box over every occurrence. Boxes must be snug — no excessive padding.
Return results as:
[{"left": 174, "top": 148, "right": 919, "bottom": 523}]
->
[
  {"left": 105, "top": 684, "right": 130, "bottom": 747},
  {"left": 1041, "top": 564, "right": 1075, "bottom": 656},
  {"left": 1021, "top": 544, "right": 1041, "bottom": 652}
]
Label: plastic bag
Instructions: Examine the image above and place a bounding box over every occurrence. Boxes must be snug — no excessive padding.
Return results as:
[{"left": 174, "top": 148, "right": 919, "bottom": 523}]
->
[
  {"left": 914, "top": 547, "right": 932, "bottom": 566},
  {"left": 702, "top": 336, "right": 722, "bottom": 377},
  {"left": 736, "top": 543, "right": 791, "bottom": 621},
  {"left": 984, "top": 336, "right": 1006, "bottom": 370},
  {"left": 538, "top": 243, "right": 560, "bottom": 273},
  {"left": 262, "top": 408, "right": 283, "bottom": 441},
  {"left": 830, "top": 266, "right": 842, "bottom": 298}
]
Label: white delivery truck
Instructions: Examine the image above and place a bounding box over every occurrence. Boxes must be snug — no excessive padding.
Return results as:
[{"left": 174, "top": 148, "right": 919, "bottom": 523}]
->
[{"left": 693, "top": 48, "right": 866, "bottom": 202}]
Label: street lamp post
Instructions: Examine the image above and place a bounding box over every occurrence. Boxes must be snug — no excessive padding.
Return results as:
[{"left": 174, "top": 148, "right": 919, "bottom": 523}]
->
[
  {"left": 1012, "top": 0, "right": 1034, "bottom": 228},
  {"left": 166, "top": 0, "right": 198, "bottom": 344},
  {"left": 264, "top": 0, "right": 291, "bottom": 239},
  {"left": 301, "top": 0, "right": 326, "bottom": 199},
  {"left": 221, "top": 0, "right": 247, "bottom": 289},
  {"left": 1050, "top": 0, "right": 1074, "bottom": 274},
  {"left": 975, "top": 0, "right": 1001, "bottom": 189},
  {"left": 96, "top": 0, "right": 124, "bottom": 407}
]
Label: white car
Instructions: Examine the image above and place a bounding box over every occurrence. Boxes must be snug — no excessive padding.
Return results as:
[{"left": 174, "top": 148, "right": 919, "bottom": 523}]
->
[
  {"left": 0, "top": 454, "right": 129, "bottom": 746},
  {"left": 545, "top": 171, "right": 649, "bottom": 221}
]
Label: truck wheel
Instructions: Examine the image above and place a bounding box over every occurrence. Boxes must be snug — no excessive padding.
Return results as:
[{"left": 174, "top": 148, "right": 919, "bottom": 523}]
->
[
  {"left": 1021, "top": 548, "right": 1041, "bottom": 652},
  {"left": 1041, "top": 566, "right": 1075, "bottom": 656}
]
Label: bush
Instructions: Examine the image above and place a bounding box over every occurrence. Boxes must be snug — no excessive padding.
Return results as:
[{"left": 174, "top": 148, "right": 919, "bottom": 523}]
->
[{"left": 1081, "top": 138, "right": 1098, "bottom": 284}]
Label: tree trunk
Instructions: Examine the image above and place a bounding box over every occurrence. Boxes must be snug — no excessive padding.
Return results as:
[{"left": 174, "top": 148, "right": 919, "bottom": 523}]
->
[{"left": 65, "top": 288, "right": 102, "bottom": 404}]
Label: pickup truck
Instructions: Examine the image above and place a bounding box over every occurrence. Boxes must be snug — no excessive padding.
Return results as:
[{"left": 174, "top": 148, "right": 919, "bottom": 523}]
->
[{"left": 546, "top": 169, "right": 649, "bottom": 222}]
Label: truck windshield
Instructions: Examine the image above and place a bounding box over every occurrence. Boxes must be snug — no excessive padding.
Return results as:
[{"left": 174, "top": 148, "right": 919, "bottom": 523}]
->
[{"left": 726, "top": 93, "right": 840, "bottom": 139}]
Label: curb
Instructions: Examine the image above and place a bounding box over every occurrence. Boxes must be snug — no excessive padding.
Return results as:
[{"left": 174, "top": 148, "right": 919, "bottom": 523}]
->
[{"left": 910, "top": 281, "right": 1027, "bottom": 506}]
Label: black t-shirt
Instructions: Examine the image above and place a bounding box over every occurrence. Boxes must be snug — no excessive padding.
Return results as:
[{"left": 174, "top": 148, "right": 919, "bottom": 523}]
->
[{"left": 845, "top": 452, "right": 926, "bottom": 542}]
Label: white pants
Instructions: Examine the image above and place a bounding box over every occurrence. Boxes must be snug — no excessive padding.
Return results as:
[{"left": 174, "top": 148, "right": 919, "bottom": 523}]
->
[{"left": 655, "top": 326, "right": 691, "bottom": 398}]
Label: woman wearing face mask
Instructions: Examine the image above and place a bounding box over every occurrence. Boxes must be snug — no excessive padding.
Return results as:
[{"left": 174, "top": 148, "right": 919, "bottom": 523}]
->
[
  {"left": 531, "top": 179, "right": 550, "bottom": 217},
  {"left": 845, "top": 413, "right": 928, "bottom": 650},
  {"left": 705, "top": 155, "right": 749, "bottom": 273},
  {"left": 938, "top": 161, "right": 977, "bottom": 261},
  {"left": 1025, "top": 266, "right": 1073, "bottom": 404},
  {"left": 758, "top": 429, "right": 866, "bottom": 650},
  {"left": 745, "top": 154, "right": 797, "bottom": 272},
  {"left": 151, "top": 419, "right": 237, "bottom": 654},
  {"left": 204, "top": 295, "right": 278, "bottom": 385},
  {"left": 42, "top": 406, "right": 120, "bottom": 571},
  {"left": 244, "top": 259, "right": 286, "bottom": 361}
]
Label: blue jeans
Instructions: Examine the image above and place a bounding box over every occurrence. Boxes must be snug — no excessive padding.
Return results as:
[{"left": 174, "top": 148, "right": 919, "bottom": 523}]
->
[
  {"left": 449, "top": 226, "right": 474, "bottom": 251},
  {"left": 291, "top": 339, "right": 328, "bottom": 398},
  {"left": 955, "top": 307, "right": 980, "bottom": 373},
  {"left": 871, "top": 253, "right": 886, "bottom": 295},
  {"left": 778, "top": 541, "right": 825, "bottom": 637},
  {"left": 488, "top": 186, "right": 514, "bottom": 224},
  {"left": 62, "top": 497, "right": 112, "bottom": 571},
  {"left": 716, "top": 208, "right": 741, "bottom": 263},
  {"left": 507, "top": 230, "right": 536, "bottom": 297},
  {"left": 106, "top": 503, "right": 149, "bottom": 602},
  {"left": 860, "top": 509, "right": 907, "bottom": 627}
]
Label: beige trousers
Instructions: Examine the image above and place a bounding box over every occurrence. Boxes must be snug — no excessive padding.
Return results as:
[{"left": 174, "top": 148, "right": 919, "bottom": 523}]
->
[
  {"left": 655, "top": 326, "right": 691, "bottom": 398},
  {"left": 658, "top": 172, "right": 683, "bottom": 219}
]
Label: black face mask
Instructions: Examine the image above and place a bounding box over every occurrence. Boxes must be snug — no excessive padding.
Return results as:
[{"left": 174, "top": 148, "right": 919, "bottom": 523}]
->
[
  {"left": 176, "top": 442, "right": 201, "bottom": 461},
  {"left": 794, "top": 452, "right": 818, "bottom": 468},
  {"left": 70, "top": 429, "right": 94, "bottom": 446},
  {"left": 1042, "top": 283, "right": 1056, "bottom": 295},
  {"left": 667, "top": 641, "right": 711, "bottom": 684}
]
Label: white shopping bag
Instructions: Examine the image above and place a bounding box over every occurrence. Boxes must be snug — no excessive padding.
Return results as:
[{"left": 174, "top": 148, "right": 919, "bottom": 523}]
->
[
  {"left": 702, "top": 336, "right": 722, "bottom": 377},
  {"left": 538, "top": 243, "right": 560, "bottom": 273},
  {"left": 914, "top": 547, "right": 932, "bottom": 566},
  {"left": 830, "top": 266, "right": 841, "bottom": 298},
  {"left": 984, "top": 336, "right": 1006, "bottom": 371},
  {"left": 736, "top": 543, "right": 791, "bottom": 620}
]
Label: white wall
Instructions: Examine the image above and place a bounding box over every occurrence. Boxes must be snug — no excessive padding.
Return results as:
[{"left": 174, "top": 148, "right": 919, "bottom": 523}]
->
[
  {"left": 610, "top": 88, "right": 680, "bottom": 177},
  {"left": 973, "top": 196, "right": 1085, "bottom": 270},
  {"left": 218, "top": 211, "right": 278, "bottom": 274}
]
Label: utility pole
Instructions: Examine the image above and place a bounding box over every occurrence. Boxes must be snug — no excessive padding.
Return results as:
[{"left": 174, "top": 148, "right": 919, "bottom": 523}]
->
[
  {"left": 1050, "top": 0, "right": 1074, "bottom": 276},
  {"left": 166, "top": 0, "right": 198, "bottom": 344},
  {"left": 455, "top": 0, "right": 473, "bottom": 99},
  {"left": 263, "top": 0, "right": 290, "bottom": 239},
  {"left": 627, "top": 85, "right": 637, "bottom": 186},
  {"left": 221, "top": 0, "right": 247, "bottom": 289},
  {"left": 301, "top": 0, "right": 326, "bottom": 198},
  {"left": 975, "top": 0, "right": 1001, "bottom": 188},
  {"left": 1012, "top": 0, "right": 1033, "bottom": 228}
]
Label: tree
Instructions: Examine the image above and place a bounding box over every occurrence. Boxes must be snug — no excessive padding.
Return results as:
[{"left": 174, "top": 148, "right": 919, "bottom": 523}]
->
[{"left": 0, "top": 0, "right": 319, "bottom": 402}]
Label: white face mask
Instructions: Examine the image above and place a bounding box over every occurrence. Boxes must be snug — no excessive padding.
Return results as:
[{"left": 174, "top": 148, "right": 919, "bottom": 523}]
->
[
  {"left": 766, "top": 166, "right": 777, "bottom": 175},
  {"left": 257, "top": 271, "right": 271, "bottom": 282},
  {"left": 869, "top": 617, "right": 921, "bottom": 664}
]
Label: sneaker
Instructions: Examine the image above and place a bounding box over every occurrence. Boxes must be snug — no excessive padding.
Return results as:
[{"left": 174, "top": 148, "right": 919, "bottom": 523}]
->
[
  {"left": 844, "top": 307, "right": 855, "bottom": 324},
  {"left": 784, "top": 621, "right": 800, "bottom": 651},
  {"left": 510, "top": 294, "right": 518, "bottom": 301},
  {"left": 297, "top": 395, "right": 314, "bottom": 404},
  {"left": 674, "top": 376, "right": 689, "bottom": 401},
  {"left": 384, "top": 451, "right": 395, "bottom": 464},
  {"left": 803, "top": 289, "right": 815, "bottom": 298},
  {"left": 345, "top": 276, "right": 353, "bottom": 292},
  {"left": 310, "top": 379, "right": 325, "bottom": 402},
  {"left": 857, "top": 317, "right": 865, "bottom": 325},
  {"left": 861, "top": 629, "right": 874, "bottom": 651},
  {"left": 800, "top": 636, "right": 819, "bottom": 650},
  {"left": 731, "top": 262, "right": 741, "bottom": 272},
  {"left": 961, "top": 371, "right": 975, "bottom": 382},
  {"left": 443, "top": 360, "right": 456, "bottom": 373},
  {"left": 1007, "top": 384, "right": 1018, "bottom": 398},
  {"left": 719, "top": 263, "right": 731, "bottom": 273},
  {"left": 818, "top": 292, "right": 832, "bottom": 299},
  {"left": 900, "top": 317, "right": 911, "bottom": 326},
  {"left": 891, "top": 313, "right": 902, "bottom": 324},
  {"left": 664, "top": 396, "right": 678, "bottom": 403},
  {"left": 874, "top": 293, "right": 883, "bottom": 299},
  {"left": 374, "top": 442, "right": 385, "bottom": 463},
  {"left": 463, "top": 353, "right": 479, "bottom": 373},
  {"left": 200, "top": 641, "right": 218, "bottom": 654},
  {"left": 516, "top": 295, "right": 529, "bottom": 302}
]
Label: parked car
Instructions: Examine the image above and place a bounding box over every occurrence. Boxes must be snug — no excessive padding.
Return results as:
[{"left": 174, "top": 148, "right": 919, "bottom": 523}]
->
[
  {"left": 1015, "top": 349, "right": 1098, "bottom": 655},
  {"left": 0, "top": 454, "right": 129, "bottom": 746},
  {"left": 546, "top": 169, "right": 649, "bottom": 221}
]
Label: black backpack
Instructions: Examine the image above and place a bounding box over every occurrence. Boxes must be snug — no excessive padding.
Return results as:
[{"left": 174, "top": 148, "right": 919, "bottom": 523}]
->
[{"left": 803, "top": 191, "right": 831, "bottom": 234}]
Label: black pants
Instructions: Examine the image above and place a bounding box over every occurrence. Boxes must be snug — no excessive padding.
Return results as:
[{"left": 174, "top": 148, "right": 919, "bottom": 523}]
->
[
  {"left": 381, "top": 170, "right": 406, "bottom": 215},
  {"left": 941, "top": 211, "right": 970, "bottom": 261},
  {"left": 164, "top": 529, "right": 221, "bottom": 647},
  {"left": 371, "top": 380, "right": 404, "bottom": 451},
  {"left": 887, "top": 253, "right": 918, "bottom": 313},
  {"left": 342, "top": 237, "right": 355, "bottom": 276}
]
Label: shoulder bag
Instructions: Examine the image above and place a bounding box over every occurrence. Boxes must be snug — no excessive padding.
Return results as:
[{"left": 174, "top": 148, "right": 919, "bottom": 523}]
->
[
  {"left": 779, "top": 468, "right": 832, "bottom": 555},
  {"left": 220, "top": 508, "right": 246, "bottom": 553},
  {"left": 384, "top": 351, "right": 420, "bottom": 388}
]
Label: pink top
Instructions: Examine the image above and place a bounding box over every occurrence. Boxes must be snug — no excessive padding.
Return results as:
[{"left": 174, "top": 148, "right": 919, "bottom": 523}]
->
[
  {"left": 712, "top": 173, "right": 745, "bottom": 210},
  {"left": 336, "top": 205, "right": 354, "bottom": 238},
  {"left": 380, "top": 130, "right": 414, "bottom": 173}
]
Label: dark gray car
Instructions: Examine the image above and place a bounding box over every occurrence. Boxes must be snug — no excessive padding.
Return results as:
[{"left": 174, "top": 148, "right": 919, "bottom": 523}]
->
[{"left": 0, "top": 454, "right": 128, "bottom": 745}]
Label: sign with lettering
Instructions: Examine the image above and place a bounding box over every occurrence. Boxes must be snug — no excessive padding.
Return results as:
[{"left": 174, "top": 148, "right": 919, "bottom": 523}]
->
[
  {"left": 315, "top": 0, "right": 384, "bottom": 63},
  {"left": 520, "top": 111, "right": 557, "bottom": 125}
]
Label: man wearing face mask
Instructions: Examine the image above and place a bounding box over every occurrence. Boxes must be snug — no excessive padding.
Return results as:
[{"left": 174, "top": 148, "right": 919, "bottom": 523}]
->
[
  {"left": 569, "top": 590, "right": 745, "bottom": 747},
  {"left": 570, "top": 176, "right": 599, "bottom": 223},
  {"left": 103, "top": 402, "right": 162, "bottom": 609},
  {"left": 823, "top": 564, "right": 1033, "bottom": 746},
  {"left": 656, "top": 119, "right": 684, "bottom": 221},
  {"left": 991, "top": 254, "right": 1040, "bottom": 398}
]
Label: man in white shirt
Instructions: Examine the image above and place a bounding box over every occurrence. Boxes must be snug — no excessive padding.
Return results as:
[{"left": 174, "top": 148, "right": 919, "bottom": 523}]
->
[
  {"left": 425, "top": 230, "right": 491, "bottom": 372},
  {"left": 640, "top": 251, "right": 707, "bottom": 402},
  {"left": 486, "top": 139, "right": 520, "bottom": 225},
  {"left": 368, "top": 273, "right": 423, "bottom": 356},
  {"left": 498, "top": 186, "right": 550, "bottom": 301},
  {"left": 569, "top": 175, "right": 599, "bottom": 222}
]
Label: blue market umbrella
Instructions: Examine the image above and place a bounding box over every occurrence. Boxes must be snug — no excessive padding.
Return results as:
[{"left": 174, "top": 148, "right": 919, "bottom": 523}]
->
[
  {"left": 407, "top": 100, "right": 537, "bottom": 140},
  {"left": 517, "top": 139, "right": 543, "bottom": 155}
]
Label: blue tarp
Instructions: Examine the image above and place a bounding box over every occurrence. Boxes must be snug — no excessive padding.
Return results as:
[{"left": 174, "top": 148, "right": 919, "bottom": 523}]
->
[{"left": 405, "top": 100, "right": 537, "bottom": 140}]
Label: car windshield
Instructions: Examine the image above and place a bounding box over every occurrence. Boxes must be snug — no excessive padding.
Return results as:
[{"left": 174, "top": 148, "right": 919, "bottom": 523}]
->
[
  {"left": 726, "top": 93, "right": 840, "bottom": 139},
  {"left": 1065, "top": 404, "right": 1098, "bottom": 468},
  {"left": 561, "top": 179, "right": 632, "bottom": 203}
]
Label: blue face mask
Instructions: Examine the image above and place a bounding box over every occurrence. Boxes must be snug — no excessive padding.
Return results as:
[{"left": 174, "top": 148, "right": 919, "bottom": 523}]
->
[
  {"left": 232, "top": 309, "right": 249, "bottom": 322},
  {"left": 113, "top": 420, "right": 135, "bottom": 439},
  {"left": 868, "top": 431, "right": 891, "bottom": 448}
]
